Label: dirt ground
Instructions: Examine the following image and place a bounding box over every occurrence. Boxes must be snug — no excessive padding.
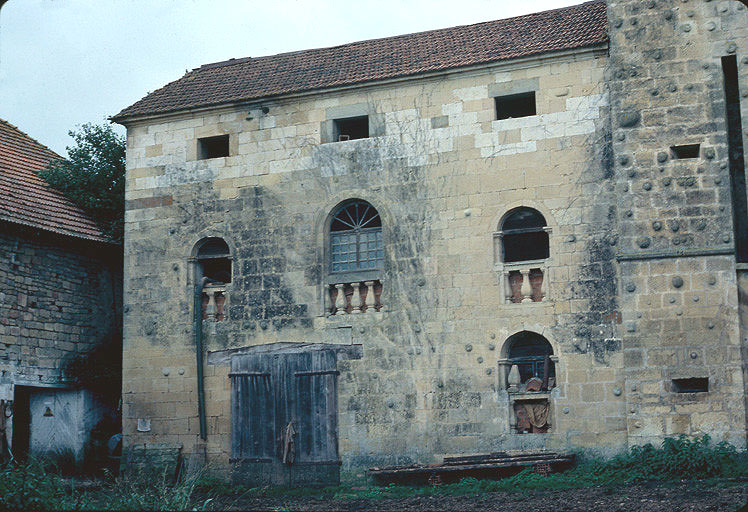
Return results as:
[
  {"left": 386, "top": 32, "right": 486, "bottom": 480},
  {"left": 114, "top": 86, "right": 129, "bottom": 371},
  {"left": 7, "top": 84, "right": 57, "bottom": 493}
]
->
[{"left": 204, "top": 481, "right": 747, "bottom": 512}]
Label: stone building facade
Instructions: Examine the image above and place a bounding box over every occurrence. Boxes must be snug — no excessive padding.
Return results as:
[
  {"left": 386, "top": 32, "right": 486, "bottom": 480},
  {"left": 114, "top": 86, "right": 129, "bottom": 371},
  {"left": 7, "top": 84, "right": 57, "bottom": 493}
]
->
[
  {"left": 113, "top": 0, "right": 748, "bottom": 483},
  {"left": 0, "top": 119, "right": 122, "bottom": 463}
]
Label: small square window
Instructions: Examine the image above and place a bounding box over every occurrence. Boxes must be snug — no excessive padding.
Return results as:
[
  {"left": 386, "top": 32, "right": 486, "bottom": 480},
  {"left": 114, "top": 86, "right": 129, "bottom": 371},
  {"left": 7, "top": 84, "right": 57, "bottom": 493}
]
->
[
  {"left": 334, "top": 116, "right": 369, "bottom": 141},
  {"left": 495, "top": 92, "right": 536, "bottom": 120},
  {"left": 198, "top": 135, "right": 230, "bottom": 159},
  {"left": 672, "top": 377, "right": 708, "bottom": 393},
  {"left": 670, "top": 144, "right": 700, "bottom": 159}
]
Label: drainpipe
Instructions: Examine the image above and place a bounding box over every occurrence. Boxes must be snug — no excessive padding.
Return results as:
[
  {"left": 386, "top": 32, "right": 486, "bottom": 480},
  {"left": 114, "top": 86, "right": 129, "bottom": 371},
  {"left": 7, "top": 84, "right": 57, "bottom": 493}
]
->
[{"left": 194, "top": 276, "right": 209, "bottom": 441}]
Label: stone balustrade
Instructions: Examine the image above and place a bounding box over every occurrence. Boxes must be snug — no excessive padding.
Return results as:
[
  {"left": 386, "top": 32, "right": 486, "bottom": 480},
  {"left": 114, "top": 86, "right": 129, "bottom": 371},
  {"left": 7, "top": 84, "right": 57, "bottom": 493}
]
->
[
  {"left": 328, "top": 280, "right": 383, "bottom": 315},
  {"left": 502, "top": 261, "right": 547, "bottom": 303}
]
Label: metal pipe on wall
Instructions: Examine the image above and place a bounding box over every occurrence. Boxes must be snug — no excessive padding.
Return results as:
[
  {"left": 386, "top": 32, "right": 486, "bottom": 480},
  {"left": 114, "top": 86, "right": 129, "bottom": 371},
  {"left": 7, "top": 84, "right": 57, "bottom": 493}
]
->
[{"left": 194, "top": 277, "right": 209, "bottom": 441}]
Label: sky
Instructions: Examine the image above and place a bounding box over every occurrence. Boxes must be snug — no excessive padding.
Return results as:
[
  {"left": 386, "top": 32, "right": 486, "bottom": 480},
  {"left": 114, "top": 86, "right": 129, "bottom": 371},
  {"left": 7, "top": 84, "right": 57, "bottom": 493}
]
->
[{"left": 0, "top": 0, "right": 578, "bottom": 156}]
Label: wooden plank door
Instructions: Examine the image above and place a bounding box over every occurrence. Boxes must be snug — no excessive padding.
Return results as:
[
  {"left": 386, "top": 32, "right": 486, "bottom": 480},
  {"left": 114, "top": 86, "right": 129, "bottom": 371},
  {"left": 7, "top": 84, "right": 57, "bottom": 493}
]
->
[
  {"left": 293, "top": 350, "right": 338, "bottom": 464},
  {"left": 230, "top": 348, "right": 339, "bottom": 486},
  {"left": 230, "top": 353, "right": 275, "bottom": 484}
]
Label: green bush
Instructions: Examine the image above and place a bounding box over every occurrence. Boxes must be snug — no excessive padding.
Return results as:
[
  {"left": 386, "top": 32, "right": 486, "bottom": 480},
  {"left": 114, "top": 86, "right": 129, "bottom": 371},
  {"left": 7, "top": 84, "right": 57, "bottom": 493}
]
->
[{"left": 581, "top": 434, "right": 745, "bottom": 484}]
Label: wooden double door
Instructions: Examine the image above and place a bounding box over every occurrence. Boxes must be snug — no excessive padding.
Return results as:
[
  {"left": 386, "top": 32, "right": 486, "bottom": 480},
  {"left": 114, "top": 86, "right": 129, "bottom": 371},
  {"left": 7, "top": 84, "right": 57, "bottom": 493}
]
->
[{"left": 230, "top": 348, "right": 339, "bottom": 486}]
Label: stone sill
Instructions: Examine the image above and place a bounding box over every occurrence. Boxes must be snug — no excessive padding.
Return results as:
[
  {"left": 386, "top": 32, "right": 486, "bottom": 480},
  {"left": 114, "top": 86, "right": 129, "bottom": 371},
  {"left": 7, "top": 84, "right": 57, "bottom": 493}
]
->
[
  {"left": 497, "top": 300, "right": 554, "bottom": 309},
  {"left": 508, "top": 391, "right": 552, "bottom": 401},
  {"left": 315, "top": 311, "right": 386, "bottom": 329}
]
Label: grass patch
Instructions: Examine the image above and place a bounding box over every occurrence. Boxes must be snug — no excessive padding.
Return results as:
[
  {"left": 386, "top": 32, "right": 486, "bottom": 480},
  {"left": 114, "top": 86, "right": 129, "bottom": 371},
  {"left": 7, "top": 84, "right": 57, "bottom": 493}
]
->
[
  {"left": 204, "top": 435, "right": 748, "bottom": 502},
  {"left": 1, "top": 435, "right": 745, "bottom": 509}
]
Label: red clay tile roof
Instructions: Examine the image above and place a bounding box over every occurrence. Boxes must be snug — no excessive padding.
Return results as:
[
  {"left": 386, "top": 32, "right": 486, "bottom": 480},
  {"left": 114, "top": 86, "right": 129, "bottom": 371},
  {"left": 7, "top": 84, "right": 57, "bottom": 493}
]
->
[
  {"left": 113, "top": 1, "right": 607, "bottom": 121},
  {"left": 0, "top": 119, "right": 108, "bottom": 242}
]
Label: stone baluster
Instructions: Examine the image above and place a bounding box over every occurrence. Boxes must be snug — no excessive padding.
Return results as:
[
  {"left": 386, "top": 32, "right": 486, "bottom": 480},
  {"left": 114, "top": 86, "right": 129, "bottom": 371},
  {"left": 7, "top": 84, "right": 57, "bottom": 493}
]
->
[
  {"left": 334, "top": 284, "right": 346, "bottom": 315},
  {"left": 375, "top": 281, "right": 384, "bottom": 311},
  {"left": 520, "top": 269, "right": 532, "bottom": 303},
  {"left": 205, "top": 289, "right": 217, "bottom": 320},
  {"left": 363, "top": 281, "right": 375, "bottom": 313},
  {"left": 326, "top": 286, "right": 333, "bottom": 316},
  {"left": 537, "top": 269, "right": 546, "bottom": 302},
  {"left": 507, "top": 364, "right": 521, "bottom": 392},
  {"left": 351, "top": 282, "right": 363, "bottom": 314},
  {"left": 504, "top": 271, "right": 513, "bottom": 303},
  {"left": 215, "top": 291, "right": 225, "bottom": 320}
]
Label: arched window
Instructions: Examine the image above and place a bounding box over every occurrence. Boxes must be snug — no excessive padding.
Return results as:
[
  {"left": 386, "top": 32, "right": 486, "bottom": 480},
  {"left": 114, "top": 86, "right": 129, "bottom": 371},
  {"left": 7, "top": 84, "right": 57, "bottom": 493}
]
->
[
  {"left": 506, "top": 331, "right": 555, "bottom": 387},
  {"left": 194, "top": 237, "right": 231, "bottom": 322},
  {"left": 502, "top": 331, "right": 556, "bottom": 435},
  {"left": 196, "top": 237, "right": 231, "bottom": 284},
  {"left": 501, "top": 208, "right": 549, "bottom": 263},
  {"left": 330, "top": 200, "right": 382, "bottom": 273}
]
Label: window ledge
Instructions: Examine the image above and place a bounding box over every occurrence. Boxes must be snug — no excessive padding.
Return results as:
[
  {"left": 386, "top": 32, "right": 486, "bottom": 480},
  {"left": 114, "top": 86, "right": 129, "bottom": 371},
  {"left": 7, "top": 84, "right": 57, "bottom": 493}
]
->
[
  {"left": 319, "top": 136, "right": 377, "bottom": 147},
  {"left": 326, "top": 270, "right": 382, "bottom": 285},
  {"left": 498, "top": 300, "right": 553, "bottom": 307},
  {"left": 494, "top": 258, "right": 549, "bottom": 271},
  {"left": 508, "top": 391, "right": 552, "bottom": 400},
  {"left": 316, "top": 311, "right": 386, "bottom": 328}
]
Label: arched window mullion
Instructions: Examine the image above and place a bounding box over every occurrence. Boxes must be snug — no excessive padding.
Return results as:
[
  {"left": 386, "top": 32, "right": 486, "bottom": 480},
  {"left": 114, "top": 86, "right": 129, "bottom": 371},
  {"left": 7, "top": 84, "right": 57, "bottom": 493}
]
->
[{"left": 355, "top": 231, "right": 361, "bottom": 269}]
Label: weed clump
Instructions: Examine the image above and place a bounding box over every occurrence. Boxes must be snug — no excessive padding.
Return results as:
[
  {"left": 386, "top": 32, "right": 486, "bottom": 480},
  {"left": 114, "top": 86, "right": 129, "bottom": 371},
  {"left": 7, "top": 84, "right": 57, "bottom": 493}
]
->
[
  {"left": 583, "top": 434, "right": 743, "bottom": 484},
  {"left": 0, "top": 459, "right": 203, "bottom": 511}
]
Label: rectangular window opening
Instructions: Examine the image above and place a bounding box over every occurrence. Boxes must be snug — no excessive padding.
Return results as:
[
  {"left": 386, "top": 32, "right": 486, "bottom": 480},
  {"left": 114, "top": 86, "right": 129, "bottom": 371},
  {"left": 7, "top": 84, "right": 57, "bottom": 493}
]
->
[
  {"left": 495, "top": 91, "right": 536, "bottom": 120},
  {"left": 670, "top": 144, "right": 701, "bottom": 159},
  {"left": 198, "top": 135, "right": 230, "bottom": 159},
  {"left": 334, "top": 116, "right": 369, "bottom": 141},
  {"left": 672, "top": 377, "right": 709, "bottom": 393}
]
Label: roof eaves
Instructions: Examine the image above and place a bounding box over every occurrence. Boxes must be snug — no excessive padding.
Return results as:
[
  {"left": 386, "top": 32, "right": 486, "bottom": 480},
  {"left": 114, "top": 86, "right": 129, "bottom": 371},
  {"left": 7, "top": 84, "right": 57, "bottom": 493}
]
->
[{"left": 0, "top": 216, "right": 115, "bottom": 244}]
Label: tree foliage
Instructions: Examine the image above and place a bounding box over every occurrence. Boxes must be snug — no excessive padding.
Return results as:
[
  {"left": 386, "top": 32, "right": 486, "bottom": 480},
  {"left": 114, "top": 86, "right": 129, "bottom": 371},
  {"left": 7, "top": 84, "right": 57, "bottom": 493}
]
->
[{"left": 38, "top": 123, "right": 125, "bottom": 242}]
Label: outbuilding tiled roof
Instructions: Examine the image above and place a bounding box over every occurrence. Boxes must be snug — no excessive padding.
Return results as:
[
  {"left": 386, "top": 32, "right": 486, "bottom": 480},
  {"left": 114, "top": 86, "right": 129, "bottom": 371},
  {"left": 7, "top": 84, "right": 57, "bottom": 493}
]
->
[
  {"left": 113, "top": 1, "right": 607, "bottom": 121},
  {"left": 0, "top": 119, "right": 108, "bottom": 242}
]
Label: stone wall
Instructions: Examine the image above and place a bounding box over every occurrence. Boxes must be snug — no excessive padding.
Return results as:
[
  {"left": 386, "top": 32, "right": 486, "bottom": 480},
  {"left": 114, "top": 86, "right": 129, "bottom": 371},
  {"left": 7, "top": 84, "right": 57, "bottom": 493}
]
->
[
  {"left": 120, "top": 0, "right": 748, "bottom": 479},
  {"left": 122, "top": 47, "right": 632, "bottom": 476},
  {"left": 607, "top": 0, "right": 748, "bottom": 447},
  {"left": 0, "top": 222, "right": 122, "bottom": 454}
]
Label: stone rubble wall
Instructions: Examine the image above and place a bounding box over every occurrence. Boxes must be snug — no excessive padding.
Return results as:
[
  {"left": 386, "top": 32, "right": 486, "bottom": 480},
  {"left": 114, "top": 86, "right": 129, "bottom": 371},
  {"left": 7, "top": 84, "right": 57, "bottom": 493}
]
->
[
  {"left": 0, "top": 225, "right": 120, "bottom": 394},
  {"left": 0, "top": 224, "right": 121, "bottom": 456}
]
